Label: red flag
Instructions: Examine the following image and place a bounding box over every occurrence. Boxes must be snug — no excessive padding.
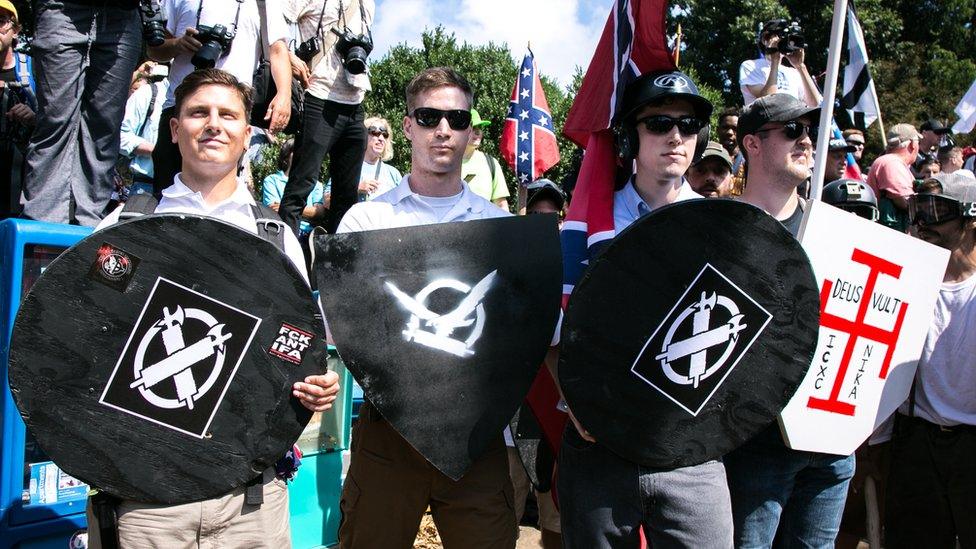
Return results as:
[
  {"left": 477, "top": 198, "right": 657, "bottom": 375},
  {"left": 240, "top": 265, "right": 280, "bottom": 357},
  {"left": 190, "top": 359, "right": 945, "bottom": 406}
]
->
[{"left": 500, "top": 51, "right": 560, "bottom": 185}]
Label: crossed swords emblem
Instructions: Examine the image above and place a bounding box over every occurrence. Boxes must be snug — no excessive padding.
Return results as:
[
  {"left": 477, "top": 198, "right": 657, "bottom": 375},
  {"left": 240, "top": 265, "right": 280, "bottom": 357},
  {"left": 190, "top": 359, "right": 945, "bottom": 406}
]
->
[
  {"left": 656, "top": 291, "right": 747, "bottom": 389},
  {"left": 385, "top": 270, "right": 497, "bottom": 357},
  {"left": 130, "top": 306, "right": 233, "bottom": 410}
]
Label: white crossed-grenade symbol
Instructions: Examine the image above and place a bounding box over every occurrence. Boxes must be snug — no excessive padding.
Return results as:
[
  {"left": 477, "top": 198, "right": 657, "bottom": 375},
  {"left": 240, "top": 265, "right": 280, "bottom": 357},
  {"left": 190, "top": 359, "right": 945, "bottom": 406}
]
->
[
  {"left": 655, "top": 291, "right": 748, "bottom": 388},
  {"left": 129, "top": 306, "right": 233, "bottom": 410}
]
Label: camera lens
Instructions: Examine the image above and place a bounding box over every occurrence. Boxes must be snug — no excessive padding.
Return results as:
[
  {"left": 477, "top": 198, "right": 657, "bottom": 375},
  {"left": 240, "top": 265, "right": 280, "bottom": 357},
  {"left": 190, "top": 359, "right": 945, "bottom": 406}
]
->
[
  {"left": 144, "top": 22, "right": 166, "bottom": 47},
  {"left": 192, "top": 41, "right": 224, "bottom": 69},
  {"left": 344, "top": 46, "right": 368, "bottom": 75}
]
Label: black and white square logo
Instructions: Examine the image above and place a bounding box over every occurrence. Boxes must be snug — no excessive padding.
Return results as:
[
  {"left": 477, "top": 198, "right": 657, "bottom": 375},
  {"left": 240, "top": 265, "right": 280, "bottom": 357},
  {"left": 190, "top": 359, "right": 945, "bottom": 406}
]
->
[
  {"left": 631, "top": 264, "right": 771, "bottom": 416},
  {"left": 99, "top": 277, "right": 261, "bottom": 438}
]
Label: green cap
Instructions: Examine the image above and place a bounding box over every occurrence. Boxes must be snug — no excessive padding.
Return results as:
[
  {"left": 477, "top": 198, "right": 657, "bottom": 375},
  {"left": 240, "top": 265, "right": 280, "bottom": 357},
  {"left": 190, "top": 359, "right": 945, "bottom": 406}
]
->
[{"left": 470, "top": 109, "right": 491, "bottom": 128}]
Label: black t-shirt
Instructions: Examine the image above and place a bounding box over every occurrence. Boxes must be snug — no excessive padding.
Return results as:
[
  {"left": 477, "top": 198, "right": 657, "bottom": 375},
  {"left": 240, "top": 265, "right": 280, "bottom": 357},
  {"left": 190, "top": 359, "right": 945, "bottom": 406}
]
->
[
  {"left": 0, "top": 66, "right": 16, "bottom": 83},
  {"left": 779, "top": 200, "right": 804, "bottom": 237}
]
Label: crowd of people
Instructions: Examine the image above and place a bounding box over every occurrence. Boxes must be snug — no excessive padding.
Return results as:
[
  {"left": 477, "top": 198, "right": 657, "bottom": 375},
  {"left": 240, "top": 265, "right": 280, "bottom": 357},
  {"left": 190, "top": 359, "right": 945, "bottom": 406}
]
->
[{"left": 0, "top": 1, "right": 973, "bottom": 548}]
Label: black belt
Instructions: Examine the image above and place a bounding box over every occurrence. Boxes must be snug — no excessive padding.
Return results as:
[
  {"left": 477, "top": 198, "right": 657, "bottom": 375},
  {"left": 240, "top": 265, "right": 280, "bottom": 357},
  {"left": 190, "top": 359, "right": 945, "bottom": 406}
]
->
[{"left": 899, "top": 414, "right": 976, "bottom": 435}]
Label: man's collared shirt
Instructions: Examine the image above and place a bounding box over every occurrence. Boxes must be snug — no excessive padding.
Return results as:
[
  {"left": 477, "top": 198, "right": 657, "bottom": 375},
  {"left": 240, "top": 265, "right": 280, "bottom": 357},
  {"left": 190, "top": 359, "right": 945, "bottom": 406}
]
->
[
  {"left": 613, "top": 178, "right": 701, "bottom": 234},
  {"left": 336, "top": 175, "right": 510, "bottom": 233},
  {"left": 99, "top": 175, "right": 308, "bottom": 283},
  {"left": 867, "top": 153, "right": 914, "bottom": 198}
]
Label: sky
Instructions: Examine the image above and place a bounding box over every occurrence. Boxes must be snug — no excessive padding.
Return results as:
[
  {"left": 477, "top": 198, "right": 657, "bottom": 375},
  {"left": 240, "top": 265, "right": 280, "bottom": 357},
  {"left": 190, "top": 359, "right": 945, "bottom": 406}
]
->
[{"left": 372, "top": 0, "right": 612, "bottom": 87}]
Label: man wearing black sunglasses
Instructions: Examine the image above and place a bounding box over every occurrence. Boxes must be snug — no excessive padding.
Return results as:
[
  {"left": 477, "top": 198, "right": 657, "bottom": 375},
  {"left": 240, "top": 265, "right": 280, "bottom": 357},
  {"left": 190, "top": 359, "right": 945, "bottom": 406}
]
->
[
  {"left": 725, "top": 93, "right": 856, "bottom": 548},
  {"left": 332, "top": 67, "right": 516, "bottom": 548},
  {"left": 553, "top": 70, "right": 737, "bottom": 549},
  {"left": 886, "top": 172, "right": 976, "bottom": 548}
]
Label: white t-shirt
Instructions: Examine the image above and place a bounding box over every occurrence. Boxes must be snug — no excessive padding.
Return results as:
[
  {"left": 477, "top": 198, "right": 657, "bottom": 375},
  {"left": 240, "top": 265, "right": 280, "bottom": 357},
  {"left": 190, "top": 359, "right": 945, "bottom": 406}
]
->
[
  {"left": 99, "top": 176, "right": 308, "bottom": 284},
  {"left": 900, "top": 272, "right": 976, "bottom": 426},
  {"left": 739, "top": 57, "right": 809, "bottom": 106},
  {"left": 161, "top": 0, "right": 288, "bottom": 109}
]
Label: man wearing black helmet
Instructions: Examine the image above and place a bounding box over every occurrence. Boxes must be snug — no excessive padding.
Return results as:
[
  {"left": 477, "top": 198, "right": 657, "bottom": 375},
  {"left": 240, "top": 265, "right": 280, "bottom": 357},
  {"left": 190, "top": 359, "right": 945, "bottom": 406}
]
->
[
  {"left": 555, "top": 70, "right": 734, "bottom": 549},
  {"left": 725, "top": 93, "right": 855, "bottom": 548},
  {"left": 739, "top": 19, "right": 821, "bottom": 108},
  {"left": 822, "top": 178, "right": 880, "bottom": 222}
]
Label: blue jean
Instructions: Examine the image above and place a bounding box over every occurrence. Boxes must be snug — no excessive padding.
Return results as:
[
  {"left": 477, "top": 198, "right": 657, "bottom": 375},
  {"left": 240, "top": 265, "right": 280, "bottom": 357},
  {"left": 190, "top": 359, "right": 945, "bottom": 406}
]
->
[
  {"left": 23, "top": 1, "right": 141, "bottom": 225},
  {"left": 558, "top": 426, "right": 733, "bottom": 549},
  {"left": 724, "top": 425, "right": 855, "bottom": 549}
]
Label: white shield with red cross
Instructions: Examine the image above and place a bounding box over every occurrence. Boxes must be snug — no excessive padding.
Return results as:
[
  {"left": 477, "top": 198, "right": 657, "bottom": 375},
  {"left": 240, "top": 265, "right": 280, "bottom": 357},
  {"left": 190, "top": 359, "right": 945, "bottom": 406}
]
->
[{"left": 778, "top": 200, "right": 950, "bottom": 455}]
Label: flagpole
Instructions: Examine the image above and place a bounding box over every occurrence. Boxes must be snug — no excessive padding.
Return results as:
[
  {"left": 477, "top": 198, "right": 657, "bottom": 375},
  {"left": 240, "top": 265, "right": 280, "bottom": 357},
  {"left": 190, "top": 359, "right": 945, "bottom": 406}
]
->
[
  {"left": 811, "top": 0, "right": 850, "bottom": 201},
  {"left": 875, "top": 106, "right": 887, "bottom": 150}
]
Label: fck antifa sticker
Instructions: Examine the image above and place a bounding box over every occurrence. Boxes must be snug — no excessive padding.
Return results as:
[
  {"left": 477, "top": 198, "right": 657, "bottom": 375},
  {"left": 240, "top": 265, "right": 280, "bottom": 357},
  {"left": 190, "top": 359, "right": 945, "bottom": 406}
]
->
[
  {"left": 631, "top": 264, "right": 772, "bottom": 416},
  {"left": 99, "top": 277, "right": 261, "bottom": 438},
  {"left": 88, "top": 243, "right": 140, "bottom": 292},
  {"left": 269, "top": 323, "right": 314, "bottom": 364}
]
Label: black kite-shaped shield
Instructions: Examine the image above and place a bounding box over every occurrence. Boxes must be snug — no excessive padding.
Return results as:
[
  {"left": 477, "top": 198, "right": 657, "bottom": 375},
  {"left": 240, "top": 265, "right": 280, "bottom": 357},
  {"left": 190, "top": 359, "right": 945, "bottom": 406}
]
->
[
  {"left": 560, "top": 199, "right": 819, "bottom": 468},
  {"left": 8, "top": 215, "right": 325, "bottom": 503},
  {"left": 315, "top": 215, "right": 561, "bottom": 480}
]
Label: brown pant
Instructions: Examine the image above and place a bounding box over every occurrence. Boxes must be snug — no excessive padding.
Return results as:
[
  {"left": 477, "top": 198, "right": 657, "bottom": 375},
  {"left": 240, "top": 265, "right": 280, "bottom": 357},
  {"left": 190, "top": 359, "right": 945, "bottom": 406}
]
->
[{"left": 339, "top": 404, "right": 517, "bottom": 548}]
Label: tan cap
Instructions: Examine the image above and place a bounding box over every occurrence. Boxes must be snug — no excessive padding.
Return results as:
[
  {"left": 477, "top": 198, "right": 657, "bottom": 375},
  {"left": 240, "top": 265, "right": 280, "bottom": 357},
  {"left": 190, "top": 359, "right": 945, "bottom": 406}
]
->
[{"left": 886, "top": 123, "right": 920, "bottom": 148}]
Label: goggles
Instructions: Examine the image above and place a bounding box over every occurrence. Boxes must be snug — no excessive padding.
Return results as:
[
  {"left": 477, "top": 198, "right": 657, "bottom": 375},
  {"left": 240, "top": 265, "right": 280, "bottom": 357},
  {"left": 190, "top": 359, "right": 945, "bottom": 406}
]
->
[
  {"left": 410, "top": 108, "right": 472, "bottom": 130},
  {"left": 635, "top": 115, "right": 707, "bottom": 137},
  {"left": 755, "top": 120, "right": 817, "bottom": 142},
  {"left": 367, "top": 125, "right": 389, "bottom": 138},
  {"left": 908, "top": 193, "right": 976, "bottom": 225}
]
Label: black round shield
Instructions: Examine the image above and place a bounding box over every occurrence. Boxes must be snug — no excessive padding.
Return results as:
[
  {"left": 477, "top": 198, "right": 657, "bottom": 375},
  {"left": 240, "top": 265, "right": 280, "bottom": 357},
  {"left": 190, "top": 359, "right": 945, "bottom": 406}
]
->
[
  {"left": 9, "top": 214, "right": 324, "bottom": 503},
  {"left": 560, "top": 199, "right": 819, "bottom": 467},
  {"left": 315, "top": 214, "right": 561, "bottom": 480}
]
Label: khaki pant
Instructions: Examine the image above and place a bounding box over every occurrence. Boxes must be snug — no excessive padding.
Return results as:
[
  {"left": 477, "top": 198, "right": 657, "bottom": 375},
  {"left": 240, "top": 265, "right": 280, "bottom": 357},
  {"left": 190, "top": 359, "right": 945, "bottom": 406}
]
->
[
  {"left": 86, "top": 469, "right": 290, "bottom": 549},
  {"left": 339, "top": 404, "right": 517, "bottom": 548},
  {"left": 507, "top": 447, "right": 561, "bottom": 533}
]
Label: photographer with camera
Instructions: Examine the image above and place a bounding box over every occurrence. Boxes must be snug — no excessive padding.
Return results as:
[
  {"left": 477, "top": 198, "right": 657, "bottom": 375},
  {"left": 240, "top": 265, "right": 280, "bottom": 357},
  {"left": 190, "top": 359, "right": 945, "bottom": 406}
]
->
[
  {"left": 739, "top": 19, "right": 821, "bottom": 108},
  {"left": 279, "top": 0, "right": 374, "bottom": 235},
  {"left": 146, "top": 0, "right": 293, "bottom": 196},
  {"left": 20, "top": 0, "right": 140, "bottom": 226}
]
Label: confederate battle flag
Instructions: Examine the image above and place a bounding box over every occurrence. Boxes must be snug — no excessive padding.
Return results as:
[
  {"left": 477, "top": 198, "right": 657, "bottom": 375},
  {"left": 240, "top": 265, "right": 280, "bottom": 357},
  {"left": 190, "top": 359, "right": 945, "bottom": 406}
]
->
[{"left": 500, "top": 51, "right": 560, "bottom": 185}]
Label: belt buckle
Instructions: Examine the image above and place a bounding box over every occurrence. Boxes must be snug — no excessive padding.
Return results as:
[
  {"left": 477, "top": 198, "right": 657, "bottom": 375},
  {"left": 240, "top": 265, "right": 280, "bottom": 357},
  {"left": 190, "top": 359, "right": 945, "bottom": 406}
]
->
[{"left": 938, "top": 424, "right": 955, "bottom": 433}]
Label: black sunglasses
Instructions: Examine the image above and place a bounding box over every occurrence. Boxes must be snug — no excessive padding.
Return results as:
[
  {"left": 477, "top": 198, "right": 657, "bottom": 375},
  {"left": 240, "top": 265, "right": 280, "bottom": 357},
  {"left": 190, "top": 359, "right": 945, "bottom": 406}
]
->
[
  {"left": 635, "top": 115, "right": 707, "bottom": 136},
  {"left": 367, "top": 125, "right": 389, "bottom": 137},
  {"left": 755, "top": 120, "right": 817, "bottom": 141},
  {"left": 410, "top": 108, "right": 472, "bottom": 130}
]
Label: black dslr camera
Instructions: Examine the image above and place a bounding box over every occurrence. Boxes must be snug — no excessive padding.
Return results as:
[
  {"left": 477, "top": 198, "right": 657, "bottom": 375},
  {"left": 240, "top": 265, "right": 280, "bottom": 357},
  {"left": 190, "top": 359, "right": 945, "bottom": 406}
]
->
[
  {"left": 191, "top": 24, "right": 236, "bottom": 69},
  {"left": 331, "top": 28, "right": 373, "bottom": 75},
  {"left": 139, "top": 0, "right": 167, "bottom": 47},
  {"left": 761, "top": 19, "right": 807, "bottom": 55}
]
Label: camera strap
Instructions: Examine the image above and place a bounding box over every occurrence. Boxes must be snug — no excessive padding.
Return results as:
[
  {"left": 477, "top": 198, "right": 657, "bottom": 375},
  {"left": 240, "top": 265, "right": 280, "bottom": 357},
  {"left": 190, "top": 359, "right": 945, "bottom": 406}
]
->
[
  {"left": 337, "top": 0, "right": 369, "bottom": 38},
  {"left": 195, "top": 0, "right": 244, "bottom": 35}
]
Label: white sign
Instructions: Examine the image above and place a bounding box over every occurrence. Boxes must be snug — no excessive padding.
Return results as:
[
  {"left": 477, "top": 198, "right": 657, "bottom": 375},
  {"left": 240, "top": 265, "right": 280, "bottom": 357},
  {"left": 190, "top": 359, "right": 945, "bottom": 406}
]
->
[{"left": 778, "top": 201, "right": 949, "bottom": 455}]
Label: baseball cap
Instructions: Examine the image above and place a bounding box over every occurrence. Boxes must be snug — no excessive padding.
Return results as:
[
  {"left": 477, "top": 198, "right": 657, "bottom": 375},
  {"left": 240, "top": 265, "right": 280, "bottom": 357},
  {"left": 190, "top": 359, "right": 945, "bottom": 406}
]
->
[
  {"left": 0, "top": 0, "right": 17, "bottom": 20},
  {"left": 920, "top": 119, "right": 950, "bottom": 134},
  {"left": 692, "top": 141, "right": 733, "bottom": 171},
  {"left": 828, "top": 138, "right": 856, "bottom": 153},
  {"left": 737, "top": 94, "right": 820, "bottom": 145},
  {"left": 618, "top": 70, "right": 713, "bottom": 123},
  {"left": 526, "top": 179, "right": 566, "bottom": 210},
  {"left": 842, "top": 130, "right": 865, "bottom": 145},
  {"left": 937, "top": 172, "right": 976, "bottom": 204},
  {"left": 470, "top": 109, "right": 491, "bottom": 129},
  {"left": 886, "top": 123, "right": 920, "bottom": 148}
]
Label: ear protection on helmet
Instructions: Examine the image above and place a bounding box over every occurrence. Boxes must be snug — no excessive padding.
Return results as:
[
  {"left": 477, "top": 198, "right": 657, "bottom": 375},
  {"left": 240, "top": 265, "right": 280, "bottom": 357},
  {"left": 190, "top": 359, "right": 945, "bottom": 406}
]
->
[{"left": 614, "top": 121, "right": 711, "bottom": 163}]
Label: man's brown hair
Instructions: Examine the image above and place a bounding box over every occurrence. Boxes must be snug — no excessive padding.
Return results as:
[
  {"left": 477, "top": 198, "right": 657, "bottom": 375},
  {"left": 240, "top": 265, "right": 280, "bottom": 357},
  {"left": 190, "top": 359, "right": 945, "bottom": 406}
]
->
[
  {"left": 173, "top": 68, "right": 254, "bottom": 119},
  {"left": 405, "top": 67, "right": 473, "bottom": 113}
]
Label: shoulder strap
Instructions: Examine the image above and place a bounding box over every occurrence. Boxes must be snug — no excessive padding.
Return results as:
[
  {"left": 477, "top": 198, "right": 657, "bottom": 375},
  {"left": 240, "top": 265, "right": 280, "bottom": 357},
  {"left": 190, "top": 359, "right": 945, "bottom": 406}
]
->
[
  {"left": 250, "top": 203, "right": 286, "bottom": 253},
  {"left": 119, "top": 194, "right": 160, "bottom": 220},
  {"left": 136, "top": 83, "right": 159, "bottom": 139},
  {"left": 485, "top": 152, "right": 496, "bottom": 181},
  {"left": 14, "top": 53, "right": 29, "bottom": 87}
]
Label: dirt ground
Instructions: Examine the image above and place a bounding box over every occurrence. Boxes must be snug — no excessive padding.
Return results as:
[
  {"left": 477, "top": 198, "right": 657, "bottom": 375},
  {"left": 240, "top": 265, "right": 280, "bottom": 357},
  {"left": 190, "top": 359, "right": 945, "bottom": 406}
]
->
[{"left": 413, "top": 514, "right": 543, "bottom": 548}]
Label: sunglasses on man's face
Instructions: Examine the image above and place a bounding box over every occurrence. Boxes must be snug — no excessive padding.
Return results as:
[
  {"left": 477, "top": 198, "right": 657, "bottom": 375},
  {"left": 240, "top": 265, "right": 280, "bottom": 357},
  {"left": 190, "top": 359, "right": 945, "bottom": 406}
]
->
[
  {"left": 635, "top": 115, "right": 707, "bottom": 136},
  {"left": 908, "top": 193, "right": 975, "bottom": 226},
  {"left": 410, "top": 108, "right": 472, "bottom": 130},
  {"left": 755, "top": 120, "right": 817, "bottom": 142},
  {"left": 367, "top": 126, "right": 389, "bottom": 138}
]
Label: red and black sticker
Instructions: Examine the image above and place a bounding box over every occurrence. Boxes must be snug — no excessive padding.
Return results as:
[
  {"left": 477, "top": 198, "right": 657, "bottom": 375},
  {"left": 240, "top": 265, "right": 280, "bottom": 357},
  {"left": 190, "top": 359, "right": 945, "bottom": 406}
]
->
[
  {"left": 87, "top": 243, "right": 140, "bottom": 292},
  {"left": 269, "top": 323, "right": 314, "bottom": 364}
]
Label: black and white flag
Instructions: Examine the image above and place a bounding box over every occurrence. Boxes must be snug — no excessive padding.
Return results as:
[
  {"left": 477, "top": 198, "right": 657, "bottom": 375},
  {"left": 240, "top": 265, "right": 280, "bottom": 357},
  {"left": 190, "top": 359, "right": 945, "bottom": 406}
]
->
[{"left": 841, "top": 3, "right": 881, "bottom": 127}]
